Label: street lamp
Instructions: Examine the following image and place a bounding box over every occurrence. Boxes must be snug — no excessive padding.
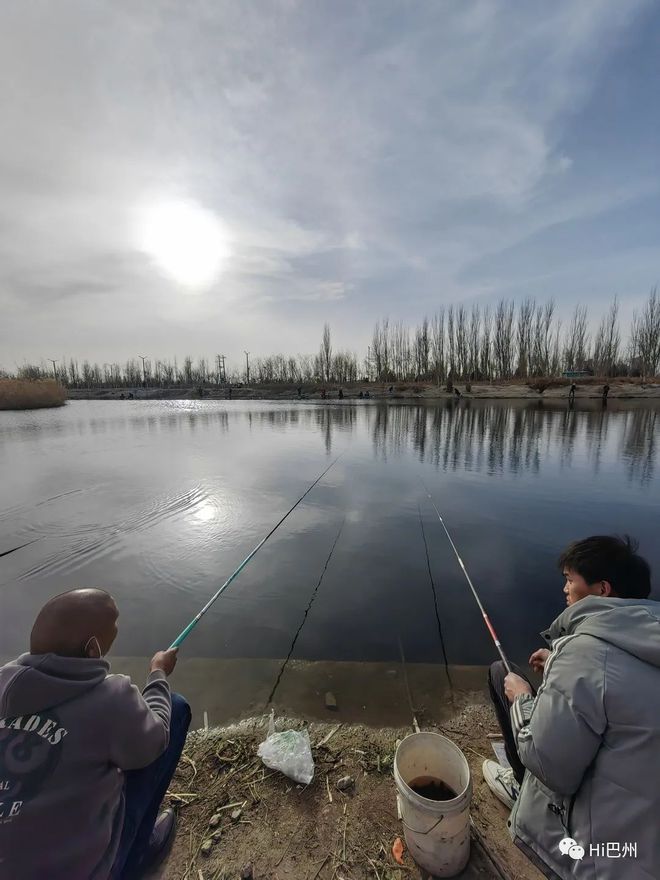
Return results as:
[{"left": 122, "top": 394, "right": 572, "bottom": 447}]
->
[{"left": 138, "top": 355, "right": 148, "bottom": 387}]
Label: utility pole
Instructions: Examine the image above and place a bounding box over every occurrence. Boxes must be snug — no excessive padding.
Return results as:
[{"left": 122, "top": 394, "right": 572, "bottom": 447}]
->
[
  {"left": 48, "top": 359, "right": 58, "bottom": 380},
  {"left": 216, "top": 354, "right": 227, "bottom": 384},
  {"left": 244, "top": 351, "right": 250, "bottom": 385},
  {"left": 138, "top": 354, "right": 148, "bottom": 387}
]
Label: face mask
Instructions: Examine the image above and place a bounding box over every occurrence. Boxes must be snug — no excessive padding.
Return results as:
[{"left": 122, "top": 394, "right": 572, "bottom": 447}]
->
[{"left": 84, "top": 636, "right": 102, "bottom": 658}]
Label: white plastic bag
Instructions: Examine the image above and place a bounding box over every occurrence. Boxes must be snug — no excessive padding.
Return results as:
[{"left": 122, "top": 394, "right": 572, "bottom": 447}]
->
[{"left": 257, "top": 712, "right": 314, "bottom": 785}]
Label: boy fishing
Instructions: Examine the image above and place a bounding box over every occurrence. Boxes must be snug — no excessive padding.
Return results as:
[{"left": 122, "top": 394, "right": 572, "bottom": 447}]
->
[
  {"left": 0, "top": 588, "right": 190, "bottom": 879},
  {"left": 483, "top": 535, "right": 660, "bottom": 879}
]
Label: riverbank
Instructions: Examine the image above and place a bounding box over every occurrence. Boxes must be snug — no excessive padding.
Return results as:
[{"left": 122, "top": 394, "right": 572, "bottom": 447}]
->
[
  {"left": 0, "top": 378, "right": 67, "bottom": 409},
  {"left": 160, "top": 704, "right": 541, "bottom": 880},
  {"left": 66, "top": 378, "right": 660, "bottom": 402}
]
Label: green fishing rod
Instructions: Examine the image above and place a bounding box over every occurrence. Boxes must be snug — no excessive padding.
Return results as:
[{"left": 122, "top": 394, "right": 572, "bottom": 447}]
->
[
  {"left": 422, "top": 481, "right": 512, "bottom": 673},
  {"left": 169, "top": 453, "right": 343, "bottom": 649}
]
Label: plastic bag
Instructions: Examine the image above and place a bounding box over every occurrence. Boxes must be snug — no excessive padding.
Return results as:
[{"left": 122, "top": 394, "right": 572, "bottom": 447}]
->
[{"left": 257, "top": 712, "right": 314, "bottom": 785}]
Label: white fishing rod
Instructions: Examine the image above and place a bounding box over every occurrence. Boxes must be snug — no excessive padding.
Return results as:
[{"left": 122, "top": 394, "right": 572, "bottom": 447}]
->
[
  {"left": 169, "top": 453, "right": 343, "bottom": 649},
  {"left": 422, "top": 482, "right": 512, "bottom": 672}
]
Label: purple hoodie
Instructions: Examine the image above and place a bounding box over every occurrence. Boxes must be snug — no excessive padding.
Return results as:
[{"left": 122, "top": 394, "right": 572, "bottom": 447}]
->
[{"left": 0, "top": 653, "right": 172, "bottom": 879}]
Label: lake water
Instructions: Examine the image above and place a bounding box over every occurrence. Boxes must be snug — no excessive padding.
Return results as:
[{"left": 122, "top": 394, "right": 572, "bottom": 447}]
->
[{"left": 1, "top": 399, "right": 657, "bottom": 724}]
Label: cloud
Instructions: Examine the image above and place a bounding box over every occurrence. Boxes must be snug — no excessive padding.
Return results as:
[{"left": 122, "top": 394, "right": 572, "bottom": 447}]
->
[{"left": 0, "top": 0, "right": 656, "bottom": 367}]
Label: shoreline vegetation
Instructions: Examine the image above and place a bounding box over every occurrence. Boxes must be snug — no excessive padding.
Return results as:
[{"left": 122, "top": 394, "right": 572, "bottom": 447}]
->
[
  {"left": 162, "top": 705, "right": 540, "bottom": 880},
  {"left": 0, "top": 378, "right": 67, "bottom": 410},
  {"left": 65, "top": 377, "right": 660, "bottom": 402}
]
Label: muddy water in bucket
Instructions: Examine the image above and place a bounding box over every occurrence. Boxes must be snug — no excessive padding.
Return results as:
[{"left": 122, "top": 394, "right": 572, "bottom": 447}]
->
[{"left": 394, "top": 732, "right": 472, "bottom": 878}]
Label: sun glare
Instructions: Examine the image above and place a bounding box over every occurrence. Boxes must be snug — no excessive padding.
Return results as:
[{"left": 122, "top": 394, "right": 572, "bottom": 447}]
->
[{"left": 137, "top": 199, "right": 230, "bottom": 288}]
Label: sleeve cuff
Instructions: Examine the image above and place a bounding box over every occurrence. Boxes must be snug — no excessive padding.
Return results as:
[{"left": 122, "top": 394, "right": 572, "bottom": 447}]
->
[{"left": 510, "top": 693, "right": 535, "bottom": 738}]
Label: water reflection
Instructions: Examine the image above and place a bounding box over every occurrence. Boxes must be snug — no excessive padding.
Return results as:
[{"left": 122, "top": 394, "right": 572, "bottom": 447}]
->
[
  {"left": 366, "top": 401, "right": 656, "bottom": 486},
  {"left": 1, "top": 400, "right": 657, "bottom": 486}
]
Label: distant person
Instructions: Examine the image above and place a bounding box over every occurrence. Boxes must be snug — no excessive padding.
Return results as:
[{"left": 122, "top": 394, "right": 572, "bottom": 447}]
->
[
  {"left": 568, "top": 382, "right": 576, "bottom": 401},
  {"left": 120, "top": 393, "right": 125, "bottom": 400},
  {"left": 359, "top": 390, "right": 364, "bottom": 399},
  {"left": 482, "top": 536, "right": 660, "bottom": 879},
  {"left": 602, "top": 383, "right": 610, "bottom": 400},
  {"left": 321, "top": 388, "right": 326, "bottom": 400},
  {"left": 364, "top": 390, "right": 370, "bottom": 399},
  {"left": 297, "top": 386, "right": 302, "bottom": 399},
  {"left": 227, "top": 385, "right": 232, "bottom": 399},
  {"left": 0, "top": 589, "right": 190, "bottom": 880},
  {"left": 338, "top": 388, "right": 344, "bottom": 399},
  {"left": 389, "top": 385, "right": 394, "bottom": 395},
  {"left": 127, "top": 391, "right": 134, "bottom": 400},
  {"left": 454, "top": 387, "right": 462, "bottom": 398}
]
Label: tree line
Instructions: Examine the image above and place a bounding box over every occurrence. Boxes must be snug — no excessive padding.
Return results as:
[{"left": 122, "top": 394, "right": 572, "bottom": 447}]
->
[{"left": 5, "top": 290, "right": 660, "bottom": 388}]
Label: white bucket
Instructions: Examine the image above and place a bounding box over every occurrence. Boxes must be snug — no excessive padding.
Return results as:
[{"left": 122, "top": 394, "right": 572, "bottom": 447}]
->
[{"left": 394, "top": 732, "right": 472, "bottom": 878}]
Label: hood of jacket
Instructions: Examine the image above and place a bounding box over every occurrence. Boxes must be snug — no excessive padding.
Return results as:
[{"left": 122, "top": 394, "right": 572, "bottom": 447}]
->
[
  {"left": 542, "top": 596, "right": 660, "bottom": 667},
  {"left": 0, "top": 652, "right": 109, "bottom": 717}
]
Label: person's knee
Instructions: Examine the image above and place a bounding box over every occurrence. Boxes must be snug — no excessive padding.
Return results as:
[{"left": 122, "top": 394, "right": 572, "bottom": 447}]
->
[
  {"left": 488, "top": 660, "right": 508, "bottom": 688},
  {"left": 170, "top": 692, "right": 192, "bottom": 730}
]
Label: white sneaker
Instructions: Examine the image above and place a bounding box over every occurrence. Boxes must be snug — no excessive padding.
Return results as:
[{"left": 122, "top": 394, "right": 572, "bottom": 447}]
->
[{"left": 482, "top": 759, "right": 519, "bottom": 810}]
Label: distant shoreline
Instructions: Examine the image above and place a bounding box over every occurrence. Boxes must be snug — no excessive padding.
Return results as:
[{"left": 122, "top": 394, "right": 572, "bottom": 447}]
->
[{"left": 65, "top": 379, "right": 660, "bottom": 402}]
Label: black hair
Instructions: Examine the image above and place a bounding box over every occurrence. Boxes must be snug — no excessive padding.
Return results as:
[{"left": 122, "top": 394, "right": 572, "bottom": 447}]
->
[{"left": 558, "top": 535, "right": 651, "bottom": 599}]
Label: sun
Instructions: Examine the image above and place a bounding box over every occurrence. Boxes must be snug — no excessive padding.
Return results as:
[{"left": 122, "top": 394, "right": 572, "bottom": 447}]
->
[{"left": 137, "top": 199, "right": 230, "bottom": 288}]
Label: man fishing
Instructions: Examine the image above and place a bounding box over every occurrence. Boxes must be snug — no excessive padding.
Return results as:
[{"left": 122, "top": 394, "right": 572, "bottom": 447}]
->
[
  {"left": 482, "top": 535, "right": 660, "bottom": 879},
  {"left": 0, "top": 588, "right": 190, "bottom": 880}
]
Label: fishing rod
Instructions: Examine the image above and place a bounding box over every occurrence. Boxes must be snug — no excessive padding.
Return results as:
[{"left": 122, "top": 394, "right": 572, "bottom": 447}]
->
[
  {"left": 169, "top": 453, "right": 344, "bottom": 649},
  {"left": 421, "top": 482, "right": 512, "bottom": 673},
  {"left": 266, "top": 516, "right": 345, "bottom": 707}
]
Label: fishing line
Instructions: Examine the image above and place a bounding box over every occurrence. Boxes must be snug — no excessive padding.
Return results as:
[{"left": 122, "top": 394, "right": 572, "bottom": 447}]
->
[
  {"left": 417, "top": 504, "right": 454, "bottom": 689},
  {"left": 266, "top": 516, "right": 345, "bottom": 707},
  {"left": 421, "top": 481, "right": 512, "bottom": 672},
  {"left": 169, "top": 453, "right": 344, "bottom": 649}
]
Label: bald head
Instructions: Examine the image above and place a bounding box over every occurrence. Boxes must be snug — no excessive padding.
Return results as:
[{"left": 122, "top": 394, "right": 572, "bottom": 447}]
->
[{"left": 31, "top": 589, "right": 119, "bottom": 658}]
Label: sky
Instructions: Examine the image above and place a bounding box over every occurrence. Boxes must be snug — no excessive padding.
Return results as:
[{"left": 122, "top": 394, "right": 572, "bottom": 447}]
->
[{"left": 1, "top": 0, "right": 660, "bottom": 372}]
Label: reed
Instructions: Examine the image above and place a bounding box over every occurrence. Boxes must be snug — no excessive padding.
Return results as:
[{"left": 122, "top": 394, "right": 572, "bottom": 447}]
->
[{"left": 0, "top": 379, "right": 67, "bottom": 410}]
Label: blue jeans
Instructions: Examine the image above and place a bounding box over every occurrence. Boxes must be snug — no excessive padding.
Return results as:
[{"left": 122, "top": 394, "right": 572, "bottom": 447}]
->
[{"left": 111, "top": 693, "right": 192, "bottom": 879}]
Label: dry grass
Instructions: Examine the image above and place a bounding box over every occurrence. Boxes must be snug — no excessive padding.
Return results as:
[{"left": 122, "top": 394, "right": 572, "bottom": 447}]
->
[{"left": 0, "top": 379, "right": 67, "bottom": 410}]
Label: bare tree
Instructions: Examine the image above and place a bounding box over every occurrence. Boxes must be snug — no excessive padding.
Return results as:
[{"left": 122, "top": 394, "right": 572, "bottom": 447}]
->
[
  {"left": 493, "top": 299, "right": 515, "bottom": 379},
  {"left": 454, "top": 306, "right": 469, "bottom": 378},
  {"left": 563, "top": 305, "right": 590, "bottom": 371},
  {"left": 319, "top": 323, "right": 332, "bottom": 382},
  {"left": 479, "top": 306, "right": 492, "bottom": 379},
  {"left": 468, "top": 305, "right": 481, "bottom": 378},
  {"left": 516, "top": 299, "right": 535, "bottom": 377},
  {"left": 531, "top": 300, "right": 556, "bottom": 376},
  {"left": 592, "top": 297, "right": 621, "bottom": 377},
  {"left": 447, "top": 306, "right": 456, "bottom": 379},
  {"left": 431, "top": 310, "right": 446, "bottom": 384},
  {"left": 633, "top": 288, "right": 660, "bottom": 378},
  {"left": 413, "top": 317, "right": 430, "bottom": 378}
]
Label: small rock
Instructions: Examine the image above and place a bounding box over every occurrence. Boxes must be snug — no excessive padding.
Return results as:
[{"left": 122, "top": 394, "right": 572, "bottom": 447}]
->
[
  {"left": 325, "top": 691, "right": 337, "bottom": 710},
  {"left": 201, "top": 839, "right": 214, "bottom": 856},
  {"left": 231, "top": 808, "right": 242, "bottom": 822},
  {"left": 241, "top": 863, "right": 254, "bottom": 880},
  {"left": 336, "top": 775, "right": 354, "bottom": 791},
  {"left": 208, "top": 813, "right": 221, "bottom": 828}
]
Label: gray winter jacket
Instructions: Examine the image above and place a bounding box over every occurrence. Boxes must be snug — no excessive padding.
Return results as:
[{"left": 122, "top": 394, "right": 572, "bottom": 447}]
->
[
  {"left": 509, "top": 596, "right": 660, "bottom": 879},
  {"left": 0, "top": 653, "right": 172, "bottom": 880}
]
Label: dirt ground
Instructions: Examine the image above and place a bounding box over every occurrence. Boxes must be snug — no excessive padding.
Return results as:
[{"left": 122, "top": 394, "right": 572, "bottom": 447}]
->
[{"left": 159, "top": 704, "right": 542, "bottom": 880}]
